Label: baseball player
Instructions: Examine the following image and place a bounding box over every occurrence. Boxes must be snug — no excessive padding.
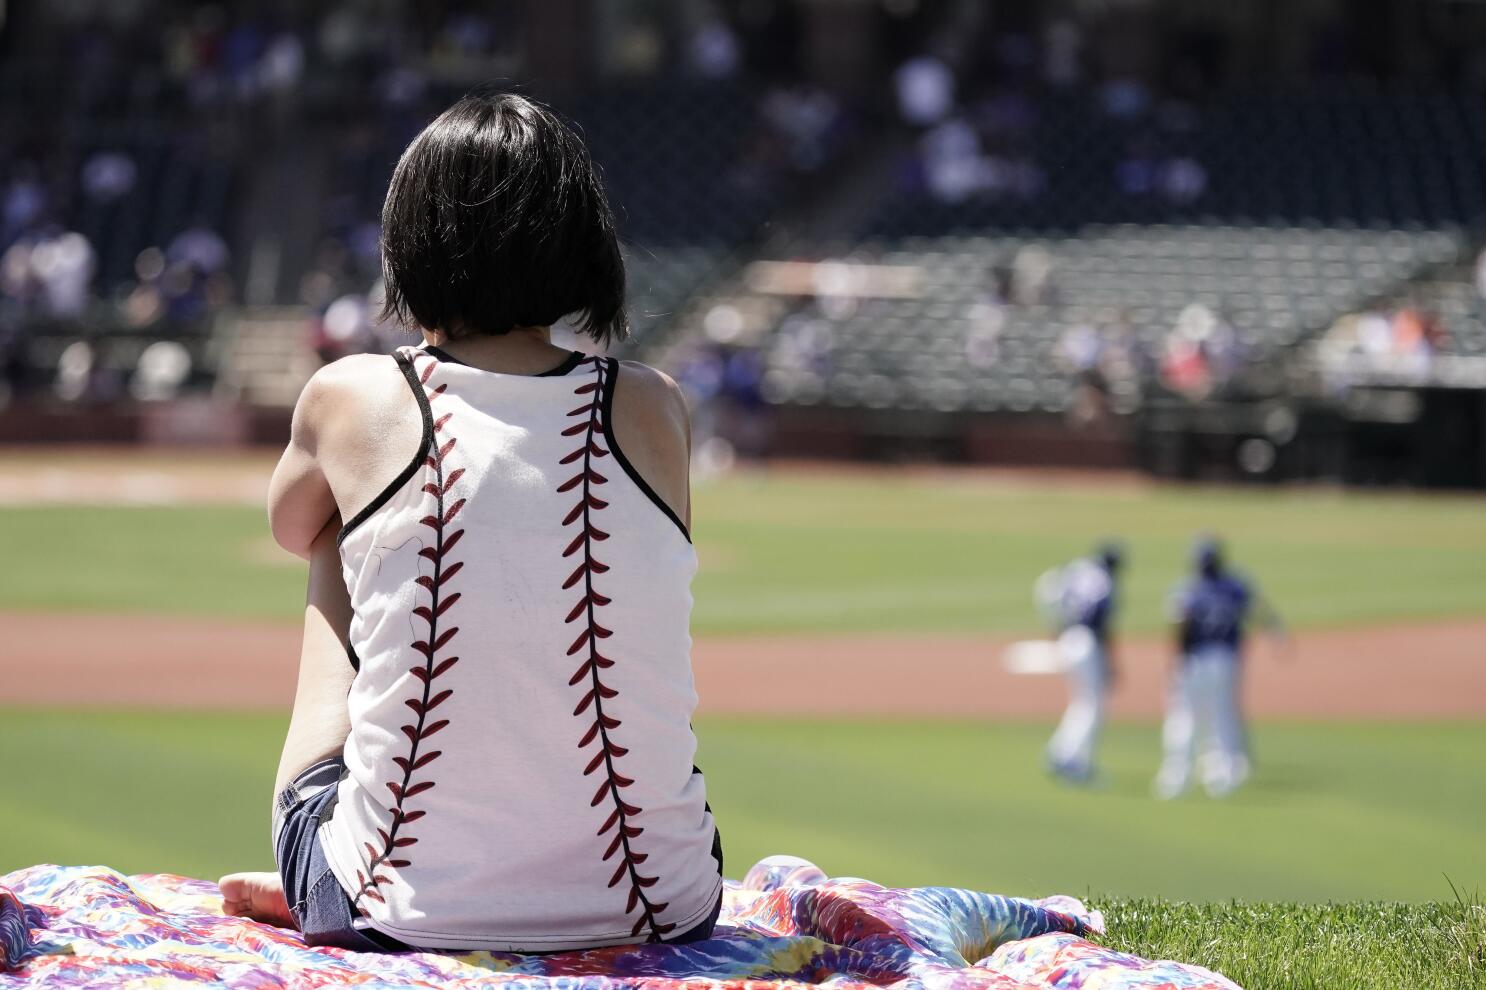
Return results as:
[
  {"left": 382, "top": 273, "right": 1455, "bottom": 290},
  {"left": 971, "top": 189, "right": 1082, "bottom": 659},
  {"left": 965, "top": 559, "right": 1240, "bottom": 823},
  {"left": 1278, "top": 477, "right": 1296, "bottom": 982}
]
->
[
  {"left": 1039, "top": 543, "right": 1123, "bottom": 784},
  {"left": 1154, "top": 535, "right": 1284, "bottom": 799}
]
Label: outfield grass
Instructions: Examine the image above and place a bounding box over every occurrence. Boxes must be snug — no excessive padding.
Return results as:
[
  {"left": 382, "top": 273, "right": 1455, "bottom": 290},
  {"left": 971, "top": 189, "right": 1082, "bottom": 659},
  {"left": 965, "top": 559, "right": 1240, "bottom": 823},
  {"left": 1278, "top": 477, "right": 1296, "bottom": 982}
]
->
[
  {"left": 1102, "top": 897, "right": 1484, "bottom": 990},
  {"left": 2, "top": 712, "right": 1480, "bottom": 905},
  {"left": 4, "top": 470, "right": 1484, "bottom": 986},
  {"left": 1, "top": 473, "right": 1483, "bottom": 633}
]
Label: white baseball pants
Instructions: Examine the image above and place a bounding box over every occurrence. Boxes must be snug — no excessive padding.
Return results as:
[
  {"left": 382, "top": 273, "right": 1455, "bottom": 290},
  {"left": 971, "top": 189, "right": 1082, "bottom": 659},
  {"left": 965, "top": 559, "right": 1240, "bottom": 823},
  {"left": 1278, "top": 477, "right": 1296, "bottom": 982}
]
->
[
  {"left": 1155, "top": 645, "right": 1249, "bottom": 798},
  {"left": 1046, "top": 626, "right": 1106, "bottom": 777}
]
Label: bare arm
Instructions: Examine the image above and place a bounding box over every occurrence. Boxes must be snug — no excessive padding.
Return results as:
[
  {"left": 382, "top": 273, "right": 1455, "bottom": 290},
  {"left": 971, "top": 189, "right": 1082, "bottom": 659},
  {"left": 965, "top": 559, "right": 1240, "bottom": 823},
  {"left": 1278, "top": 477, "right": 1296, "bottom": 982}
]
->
[
  {"left": 612, "top": 361, "right": 692, "bottom": 530},
  {"left": 1253, "top": 594, "right": 1285, "bottom": 636},
  {"left": 1251, "top": 593, "right": 1292, "bottom": 661},
  {"left": 273, "top": 516, "right": 356, "bottom": 798},
  {"left": 267, "top": 372, "right": 339, "bottom": 559}
]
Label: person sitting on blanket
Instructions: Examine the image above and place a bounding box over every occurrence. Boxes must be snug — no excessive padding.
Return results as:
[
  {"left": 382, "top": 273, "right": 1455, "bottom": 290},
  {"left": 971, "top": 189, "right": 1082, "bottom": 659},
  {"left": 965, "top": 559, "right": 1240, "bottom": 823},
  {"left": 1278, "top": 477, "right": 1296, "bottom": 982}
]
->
[{"left": 218, "top": 89, "right": 723, "bottom": 953}]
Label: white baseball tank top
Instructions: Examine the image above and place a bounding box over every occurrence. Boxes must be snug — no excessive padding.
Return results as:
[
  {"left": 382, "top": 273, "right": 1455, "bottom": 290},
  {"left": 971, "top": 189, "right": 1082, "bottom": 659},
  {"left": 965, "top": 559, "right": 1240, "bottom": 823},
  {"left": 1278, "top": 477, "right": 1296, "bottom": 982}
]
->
[{"left": 319, "top": 345, "right": 722, "bottom": 951}]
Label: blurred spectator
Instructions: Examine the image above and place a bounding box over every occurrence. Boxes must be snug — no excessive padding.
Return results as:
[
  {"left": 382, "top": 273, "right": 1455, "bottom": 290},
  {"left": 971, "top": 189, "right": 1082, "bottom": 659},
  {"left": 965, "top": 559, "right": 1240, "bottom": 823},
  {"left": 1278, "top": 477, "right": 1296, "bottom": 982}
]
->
[
  {"left": 1162, "top": 304, "right": 1217, "bottom": 398},
  {"left": 1159, "top": 156, "right": 1207, "bottom": 204},
  {"left": 895, "top": 54, "right": 953, "bottom": 127},
  {"left": 168, "top": 224, "right": 230, "bottom": 276},
  {"left": 775, "top": 306, "right": 835, "bottom": 376},
  {"left": 1320, "top": 302, "right": 1452, "bottom": 388},
  {"left": 920, "top": 118, "right": 989, "bottom": 202},
  {"left": 121, "top": 248, "right": 169, "bottom": 329},
  {"left": 965, "top": 298, "right": 1004, "bottom": 369},
  {"left": 688, "top": 13, "right": 741, "bottom": 79},
  {"left": 761, "top": 85, "right": 841, "bottom": 173},
  {"left": 1100, "top": 315, "right": 1148, "bottom": 392},
  {"left": 0, "top": 239, "right": 38, "bottom": 311},
  {"left": 258, "top": 29, "right": 307, "bottom": 95},
  {"left": 1161, "top": 334, "right": 1210, "bottom": 398},
  {"left": 313, "top": 290, "right": 374, "bottom": 363},
  {"left": 131, "top": 341, "right": 194, "bottom": 400},
  {"left": 81, "top": 152, "right": 138, "bottom": 203},
  {"left": 29, "top": 230, "right": 97, "bottom": 319},
  {"left": 1099, "top": 77, "right": 1152, "bottom": 120},
  {"left": 1042, "top": 18, "right": 1084, "bottom": 87},
  {"left": 2, "top": 167, "right": 47, "bottom": 244},
  {"left": 1356, "top": 309, "right": 1394, "bottom": 356},
  {"left": 1010, "top": 245, "right": 1053, "bottom": 306},
  {"left": 1057, "top": 322, "right": 1102, "bottom": 375},
  {"left": 1156, "top": 304, "right": 1245, "bottom": 398}
]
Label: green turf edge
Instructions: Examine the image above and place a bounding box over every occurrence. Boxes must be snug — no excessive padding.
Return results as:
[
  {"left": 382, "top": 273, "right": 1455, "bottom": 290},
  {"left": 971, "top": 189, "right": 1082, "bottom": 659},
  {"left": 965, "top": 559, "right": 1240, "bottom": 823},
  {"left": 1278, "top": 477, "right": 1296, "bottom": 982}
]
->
[{"left": 1098, "top": 895, "right": 1486, "bottom": 990}]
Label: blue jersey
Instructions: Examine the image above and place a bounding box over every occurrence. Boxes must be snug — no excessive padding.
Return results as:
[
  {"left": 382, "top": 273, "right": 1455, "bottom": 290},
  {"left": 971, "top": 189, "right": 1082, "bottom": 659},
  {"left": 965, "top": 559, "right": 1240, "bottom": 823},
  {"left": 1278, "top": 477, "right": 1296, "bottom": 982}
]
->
[
  {"left": 1057, "top": 558, "right": 1116, "bottom": 642},
  {"left": 1171, "top": 572, "right": 1252, "bottom": 653}
]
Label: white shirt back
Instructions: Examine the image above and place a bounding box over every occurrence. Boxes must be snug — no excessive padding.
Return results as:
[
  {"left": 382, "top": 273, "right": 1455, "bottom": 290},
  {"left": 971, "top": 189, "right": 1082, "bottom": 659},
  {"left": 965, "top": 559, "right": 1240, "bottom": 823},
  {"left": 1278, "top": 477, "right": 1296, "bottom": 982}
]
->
[{"left": 320, "top": 346, "right": 721, "bottom": 951}]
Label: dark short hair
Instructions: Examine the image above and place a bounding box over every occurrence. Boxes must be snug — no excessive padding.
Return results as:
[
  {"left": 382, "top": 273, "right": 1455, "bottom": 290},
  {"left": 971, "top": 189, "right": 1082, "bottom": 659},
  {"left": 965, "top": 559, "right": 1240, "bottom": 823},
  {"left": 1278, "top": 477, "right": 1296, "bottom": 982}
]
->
[{"left": 379, "top": 89, "right": 627, "bottom": 343}]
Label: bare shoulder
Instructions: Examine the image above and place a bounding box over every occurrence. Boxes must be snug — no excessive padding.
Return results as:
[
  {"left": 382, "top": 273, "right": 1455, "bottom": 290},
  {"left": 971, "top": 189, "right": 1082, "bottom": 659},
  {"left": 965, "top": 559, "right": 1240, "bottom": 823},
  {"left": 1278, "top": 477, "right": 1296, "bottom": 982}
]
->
[
  {"left": 609, "top": 359, "right": 690, "bottom": 526},
  {"left": 612, "top": 360, "right": 689, "bottom": 437},
  {"left": 301, "top": 352, "right": 404, "bottom": 405},
  {"left": 294, "top": 352, "right": 410, "bottom": 438}
]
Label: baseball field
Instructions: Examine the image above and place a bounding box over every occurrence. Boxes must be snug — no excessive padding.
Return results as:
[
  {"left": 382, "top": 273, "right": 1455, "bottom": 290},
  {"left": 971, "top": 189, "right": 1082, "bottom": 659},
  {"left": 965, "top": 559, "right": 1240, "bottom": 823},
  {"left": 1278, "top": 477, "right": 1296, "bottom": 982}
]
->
[{"left": 2, "top": 450, "right": 1484, "bottom": 987}]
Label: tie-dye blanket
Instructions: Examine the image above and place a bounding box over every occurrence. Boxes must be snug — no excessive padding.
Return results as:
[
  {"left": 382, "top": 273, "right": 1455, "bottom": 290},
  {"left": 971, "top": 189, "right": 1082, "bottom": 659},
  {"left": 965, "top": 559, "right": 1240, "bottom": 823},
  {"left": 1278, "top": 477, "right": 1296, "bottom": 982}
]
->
[{"left": 0, "top": 857, "right": 1238, "bottom": 989}]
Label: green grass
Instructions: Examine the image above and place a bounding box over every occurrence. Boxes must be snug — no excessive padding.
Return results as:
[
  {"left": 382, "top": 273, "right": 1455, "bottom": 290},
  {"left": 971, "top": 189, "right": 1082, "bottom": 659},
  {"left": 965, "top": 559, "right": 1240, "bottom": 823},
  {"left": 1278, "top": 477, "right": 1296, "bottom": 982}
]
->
[
  {"left": 1, "top": 473, "right": 1484, "bottom": 634},
  {"left": 2, "top": 713, "right": 1480, "bottom": 903},
  {"left": 3, "top": 712, "right": 1482, "bottom": 987},
  {"left": 1101, "top": 897, "right": 1485, "bottom": 990},
  {"left": 4, "top": 470, "right": 1484, "bottom": 986},
  {"left": 2, "top": 472, "right": 1486, "bottom": 633},
  {"left": 694, "top": 474, "right": 1486, "bottom": 634},
  {"left": 0, "top": 505, "right": 303, "bottom": 619}
]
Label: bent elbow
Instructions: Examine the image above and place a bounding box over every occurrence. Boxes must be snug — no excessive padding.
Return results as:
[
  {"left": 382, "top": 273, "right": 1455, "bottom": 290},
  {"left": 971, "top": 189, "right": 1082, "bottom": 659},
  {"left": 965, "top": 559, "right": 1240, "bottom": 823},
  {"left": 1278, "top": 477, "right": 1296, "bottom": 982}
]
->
[{"left": 270, "top": 512, "right": 320, "bottom": 561}]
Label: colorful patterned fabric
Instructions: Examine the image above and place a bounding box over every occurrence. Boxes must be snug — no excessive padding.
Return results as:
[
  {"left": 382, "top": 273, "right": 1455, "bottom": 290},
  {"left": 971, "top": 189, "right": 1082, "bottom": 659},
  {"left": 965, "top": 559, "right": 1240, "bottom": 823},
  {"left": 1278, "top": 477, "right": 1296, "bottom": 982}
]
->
[{"left": 0, "top": 857, "right": 1240, "bottom": 989}]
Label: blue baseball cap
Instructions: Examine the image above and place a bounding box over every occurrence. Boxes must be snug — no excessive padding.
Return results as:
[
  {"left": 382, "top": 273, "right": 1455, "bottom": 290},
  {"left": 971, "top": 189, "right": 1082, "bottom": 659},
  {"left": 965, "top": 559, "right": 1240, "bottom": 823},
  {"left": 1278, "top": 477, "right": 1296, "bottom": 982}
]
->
[{"left": 1193, "top": 535, "right": 1223, "bottom": 572}]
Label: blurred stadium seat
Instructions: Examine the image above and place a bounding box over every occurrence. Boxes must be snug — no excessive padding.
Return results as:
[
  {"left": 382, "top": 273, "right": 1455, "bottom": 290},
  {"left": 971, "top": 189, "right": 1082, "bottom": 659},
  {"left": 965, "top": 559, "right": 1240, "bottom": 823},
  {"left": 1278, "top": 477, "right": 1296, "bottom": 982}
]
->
[{"left": 2, "top": 0, "right": 1484, "bottom": 484}]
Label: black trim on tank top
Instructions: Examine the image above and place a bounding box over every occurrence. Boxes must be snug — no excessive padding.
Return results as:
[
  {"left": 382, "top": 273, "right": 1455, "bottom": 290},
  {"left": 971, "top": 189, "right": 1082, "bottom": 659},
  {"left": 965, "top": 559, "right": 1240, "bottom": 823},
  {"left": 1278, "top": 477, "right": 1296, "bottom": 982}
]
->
[
  {"left": 345, "top": 641, "right": 360, "bottom": 673},
  {"left": 336, "top": 350, "right": 436, "bottom": 547},
  {"left": 599, "top": 357, "right": 692, "bottom": 543},
  {"left": 691, "top": 765, "right": 724, "bottom": 875},
  {"left": 421, "top": 345, "right": 585, "bottom": 377}
]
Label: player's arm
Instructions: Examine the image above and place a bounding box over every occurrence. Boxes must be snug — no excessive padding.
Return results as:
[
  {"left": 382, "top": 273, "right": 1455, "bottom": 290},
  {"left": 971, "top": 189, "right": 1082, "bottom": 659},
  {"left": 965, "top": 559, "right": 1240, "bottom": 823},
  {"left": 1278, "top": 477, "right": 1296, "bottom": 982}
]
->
[
  {"left": 267, "top": 368, "right": 342, "bottom": 559},
  {"left": 273, "top": 516, "right": 356, "bottom": 799},
  {"left": 1253, "top": 593, "right": 1285, "bottom": 635},
  {"left": 1251, "top": 590, "right": 1291, "bottom": 659},
  {"left": 1093, "top": 594, "right": 1118, "bottom": 685}
]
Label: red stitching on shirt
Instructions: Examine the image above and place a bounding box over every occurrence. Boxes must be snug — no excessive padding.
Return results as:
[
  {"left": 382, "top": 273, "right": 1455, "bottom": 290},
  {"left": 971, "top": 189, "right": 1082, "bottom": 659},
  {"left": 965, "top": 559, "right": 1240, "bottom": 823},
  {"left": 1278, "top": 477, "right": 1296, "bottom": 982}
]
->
[
  {"left": 353, "top": 355, "right": 464, "bottom": 907},
  {"left": 557, "top": 357, "right": 675, "bottom": 941}
]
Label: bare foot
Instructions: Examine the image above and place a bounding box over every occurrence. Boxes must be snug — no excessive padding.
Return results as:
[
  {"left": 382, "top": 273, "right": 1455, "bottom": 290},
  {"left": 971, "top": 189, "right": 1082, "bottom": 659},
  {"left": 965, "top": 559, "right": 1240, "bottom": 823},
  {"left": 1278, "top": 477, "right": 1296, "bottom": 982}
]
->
[{"left": 219, "top": 872, "right": 295, "bottom": 929}]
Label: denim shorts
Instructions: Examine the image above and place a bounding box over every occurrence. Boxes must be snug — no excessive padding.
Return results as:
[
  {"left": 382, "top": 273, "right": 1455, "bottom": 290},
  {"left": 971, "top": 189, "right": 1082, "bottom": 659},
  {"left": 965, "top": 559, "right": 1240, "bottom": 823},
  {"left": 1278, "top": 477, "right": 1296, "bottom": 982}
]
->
[
  {"left": 272, "top": 757, "right": 723, "bottom": 953},
  {"left": 272, "top": 757, "right": 407, "bottom": 951}
]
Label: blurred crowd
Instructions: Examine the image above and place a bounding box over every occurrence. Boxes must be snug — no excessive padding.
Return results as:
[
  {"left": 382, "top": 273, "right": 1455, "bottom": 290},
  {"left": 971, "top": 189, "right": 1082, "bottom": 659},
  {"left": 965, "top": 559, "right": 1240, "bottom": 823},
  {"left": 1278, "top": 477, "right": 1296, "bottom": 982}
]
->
[
  {"left": 1319, "top": 305, "right": 1451, "bottom": 384},
  {"left": 893, "top": 19, "right": 1212, "bottom": 209},
  {"left": 4, "top": 0, "right": 1485, "bottom": 418},
  {"left": 0, "top": 0, "right": 865, "bottom": 397}
]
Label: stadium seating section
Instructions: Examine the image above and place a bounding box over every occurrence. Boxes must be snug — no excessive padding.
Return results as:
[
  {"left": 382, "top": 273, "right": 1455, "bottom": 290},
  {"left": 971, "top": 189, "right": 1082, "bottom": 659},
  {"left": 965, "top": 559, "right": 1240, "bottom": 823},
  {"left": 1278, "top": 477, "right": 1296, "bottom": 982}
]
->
[
  {"left": 756, "top": 226, "right": 1466, "bottom": 414},
  {"left": 5, "top": 67, "right": 1484, "bottom": 410}
]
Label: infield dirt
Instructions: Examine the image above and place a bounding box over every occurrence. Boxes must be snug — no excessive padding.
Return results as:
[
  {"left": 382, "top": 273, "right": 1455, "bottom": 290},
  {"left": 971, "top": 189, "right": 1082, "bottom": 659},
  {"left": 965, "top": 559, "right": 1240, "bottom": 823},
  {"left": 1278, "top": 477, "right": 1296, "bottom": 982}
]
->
[{"left": 2, "top": 609, "right": 1481, "bottom": 717}]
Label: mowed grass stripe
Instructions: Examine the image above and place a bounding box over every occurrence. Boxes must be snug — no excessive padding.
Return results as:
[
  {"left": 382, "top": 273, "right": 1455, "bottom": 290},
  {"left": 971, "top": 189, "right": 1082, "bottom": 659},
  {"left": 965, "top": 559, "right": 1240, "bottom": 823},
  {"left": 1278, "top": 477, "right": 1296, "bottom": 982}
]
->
[
  {"left": 2, "top": 472, "right": 1484, "bottom": 633},
  {"left": 2, "top": 712, "right": 1481, "bottom": 904}
]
